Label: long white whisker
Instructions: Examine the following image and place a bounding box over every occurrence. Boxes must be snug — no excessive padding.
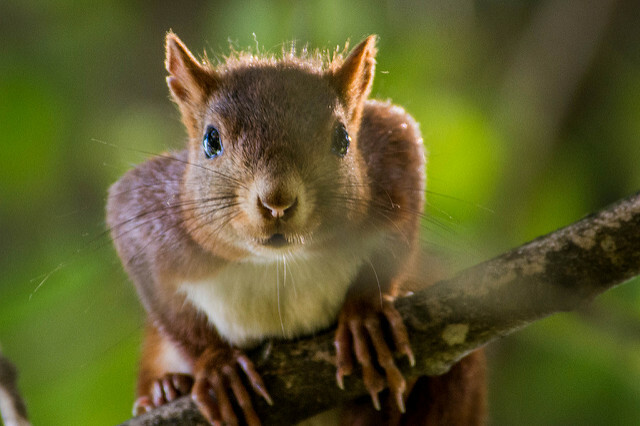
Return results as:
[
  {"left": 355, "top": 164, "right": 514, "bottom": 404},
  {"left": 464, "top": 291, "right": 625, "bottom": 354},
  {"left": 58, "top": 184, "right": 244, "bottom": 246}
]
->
[
  {"left": 366, "top": 258, "right": 382, "bottom": 308},
  {"left": 283, "top": 254, "right": 287, "bottom": 289},
  {"left": 29, "top": 263, "right": 65, "bottom": 300},
  {"left": 277, "top": 258, "right": 285, "bottom": 336},
  {"left": 287, "top": 253, "right": 299, "bottom": 299}
]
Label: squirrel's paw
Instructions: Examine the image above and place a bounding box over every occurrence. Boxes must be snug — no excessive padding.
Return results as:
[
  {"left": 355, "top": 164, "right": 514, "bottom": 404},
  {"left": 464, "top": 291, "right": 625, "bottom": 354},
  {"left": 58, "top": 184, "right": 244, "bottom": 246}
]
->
[
  {"left": 334, "top": 295, "right": 414, "bottom": 413},
  {"left": 133, "top": 373, "right": 194, "bottom": 415},
  {"left": 191, "top": 347, "right": 272, "bottom": 426}
]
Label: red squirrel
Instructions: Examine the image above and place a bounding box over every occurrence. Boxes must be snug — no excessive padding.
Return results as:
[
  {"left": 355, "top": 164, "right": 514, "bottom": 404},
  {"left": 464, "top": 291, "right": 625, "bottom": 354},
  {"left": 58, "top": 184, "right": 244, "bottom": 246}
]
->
[{"left": 107, "top": 32, "right": 486, "bottom": 425}]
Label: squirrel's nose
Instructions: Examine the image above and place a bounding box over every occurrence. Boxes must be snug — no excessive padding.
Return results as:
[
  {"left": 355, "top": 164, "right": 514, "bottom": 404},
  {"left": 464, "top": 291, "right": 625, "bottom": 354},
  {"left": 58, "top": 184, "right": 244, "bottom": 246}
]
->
[{"left": 258, "top": 195, "right": 298, "bottom": 219}]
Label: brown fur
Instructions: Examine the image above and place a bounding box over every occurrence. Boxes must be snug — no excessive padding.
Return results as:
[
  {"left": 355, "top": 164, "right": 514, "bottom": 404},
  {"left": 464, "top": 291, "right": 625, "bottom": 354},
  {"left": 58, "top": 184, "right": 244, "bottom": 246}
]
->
[
  {"left": 107, "top": 32, "right": 486, "bottom": 424},
  {"left": 339, "top": 351, "right": 486, "bottom": 426}
]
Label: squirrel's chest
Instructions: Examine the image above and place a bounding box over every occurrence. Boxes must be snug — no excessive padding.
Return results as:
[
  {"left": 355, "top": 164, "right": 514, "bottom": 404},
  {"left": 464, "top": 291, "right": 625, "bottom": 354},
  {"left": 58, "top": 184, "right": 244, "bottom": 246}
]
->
[{"left": 179, "top": 250, "right": 366, "bottom": 348}]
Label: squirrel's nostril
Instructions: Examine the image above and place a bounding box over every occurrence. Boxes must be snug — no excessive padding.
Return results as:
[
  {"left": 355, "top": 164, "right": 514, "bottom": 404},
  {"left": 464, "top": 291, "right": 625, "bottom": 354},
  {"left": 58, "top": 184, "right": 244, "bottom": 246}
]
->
[{"left": 259, "top": 196, "right": 297, "bottom": 219}]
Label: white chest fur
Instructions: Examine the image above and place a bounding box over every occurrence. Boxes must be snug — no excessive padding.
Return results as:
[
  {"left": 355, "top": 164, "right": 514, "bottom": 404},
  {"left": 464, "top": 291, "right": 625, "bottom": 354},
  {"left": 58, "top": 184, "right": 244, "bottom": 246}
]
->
[{"left": 179, "top": 248, "right": 368, "bottom": 348}]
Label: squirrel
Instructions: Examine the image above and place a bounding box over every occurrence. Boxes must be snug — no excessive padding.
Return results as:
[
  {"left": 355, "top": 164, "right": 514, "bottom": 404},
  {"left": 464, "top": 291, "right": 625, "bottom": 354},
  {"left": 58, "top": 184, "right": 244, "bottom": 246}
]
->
[{"left": 107, "top": 32, "right": 486, "bottom": 425}]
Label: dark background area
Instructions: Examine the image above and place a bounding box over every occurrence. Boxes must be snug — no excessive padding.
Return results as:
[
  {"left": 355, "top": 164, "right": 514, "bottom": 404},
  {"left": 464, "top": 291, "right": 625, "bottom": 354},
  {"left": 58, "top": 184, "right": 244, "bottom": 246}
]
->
[{"left": 1, "top": 0, "right": 639, "bottom": 424}]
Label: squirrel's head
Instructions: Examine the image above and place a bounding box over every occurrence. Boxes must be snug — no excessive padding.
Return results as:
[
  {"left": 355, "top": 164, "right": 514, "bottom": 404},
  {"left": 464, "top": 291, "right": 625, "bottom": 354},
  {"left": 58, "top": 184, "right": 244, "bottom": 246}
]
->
[{"left": 165, "top": 32, "right": 378, "bottom": 260}]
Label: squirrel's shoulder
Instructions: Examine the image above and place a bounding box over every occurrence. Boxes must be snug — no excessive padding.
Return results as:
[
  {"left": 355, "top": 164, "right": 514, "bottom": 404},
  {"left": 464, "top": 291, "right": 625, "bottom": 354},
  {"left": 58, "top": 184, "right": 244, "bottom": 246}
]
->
[
  {"left": 106, "top": 150, "right": 187, "bottom": 234},
  {"left": 360, "top": 99, "right": 422, "bottom": 147},
  {"left": 359, "top": 99, "right": 425, "bottom": 184}
]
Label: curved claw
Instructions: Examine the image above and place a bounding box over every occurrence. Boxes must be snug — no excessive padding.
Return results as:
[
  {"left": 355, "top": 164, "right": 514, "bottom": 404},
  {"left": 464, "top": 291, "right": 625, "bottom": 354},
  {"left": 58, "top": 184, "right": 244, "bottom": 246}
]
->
[
  {"left": 191, "top": 348, "right": 267, "bottom": 426},
  {"left": 235, "top": 352, "right": 273, "bottom": 406},
  {"left": 134, "top": 373, "right": 194, "bottom": 417},
  {"left": 133, "top": 396, "right": 154, "bottom": 416},
  {"left": 350, "top": 319, "right": 386, "bottom": 408},
  {"left": 365, "top": 318, "right": 406, "bottom": 413},
  {"left": 334, "top": 296, "right": 414, "bottom": 413},
  {"left": 225, "top": 365, "right": 261, "bottom": 425},
  {"left": 382, "top": 298, "right": 415, "bottom": 367},
  {"left": 335, "top": 318, "right": 354, "bottom": 389},
  {"left": 193, "top": 376, "right": 223, "bottom": 425},
  {"left": 151, "top": 379, "right": 166, "bottom": 407},
  {"left": 162, "top": 376, "right": 178, "bottom": 401},
  {"left": 213, "top": 372, "right": 238, "bottom": 425}
]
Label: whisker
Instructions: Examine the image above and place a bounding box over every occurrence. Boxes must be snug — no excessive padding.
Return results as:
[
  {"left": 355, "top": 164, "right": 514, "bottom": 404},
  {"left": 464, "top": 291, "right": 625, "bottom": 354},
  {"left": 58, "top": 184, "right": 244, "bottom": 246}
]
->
[
  {"left": 188, "top": 207, "right": 239, "bottom": 244},
  {"left": 29, "top": 263, "right": 65, "bottom": 300},
  {"left": 95, "top": 138, "right": 248, "bottom": 189},
  {"left": 365, "top": 258, "right": 383, "bottom": 308},
  {"left": 277, "top": 257, "right": 285, "bottom": 336},
  {"left": 425, "top": 190, "right": 494, "bottom": 214},
  {"left": 108, "top": 197, "right": 237, "bottom": 244}
]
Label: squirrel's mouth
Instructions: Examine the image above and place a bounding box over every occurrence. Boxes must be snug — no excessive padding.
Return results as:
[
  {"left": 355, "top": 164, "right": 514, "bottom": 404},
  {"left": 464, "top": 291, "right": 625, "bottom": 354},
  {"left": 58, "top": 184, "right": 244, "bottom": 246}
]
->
[
  {"left": 262, "top": 233, "right": 289, "bottom": 248},
  {"left": 254, "top": 231, "right": 310, "bottom": 252}
]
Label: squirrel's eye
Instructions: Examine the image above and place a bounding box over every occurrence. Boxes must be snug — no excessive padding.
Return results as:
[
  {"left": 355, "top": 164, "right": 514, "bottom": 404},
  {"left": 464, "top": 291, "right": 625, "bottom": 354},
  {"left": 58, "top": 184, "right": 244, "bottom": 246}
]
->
[
  {"left": 203, "top": 126, "right": 223, "bottom": 159},
  {"left": 331, "top": 123, "right": 350, "bottom": 157}
]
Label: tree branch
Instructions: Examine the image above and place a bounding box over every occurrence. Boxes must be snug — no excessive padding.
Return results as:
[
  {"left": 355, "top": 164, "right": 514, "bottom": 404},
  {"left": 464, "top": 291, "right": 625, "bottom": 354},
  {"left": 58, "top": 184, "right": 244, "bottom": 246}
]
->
[
  {"left": 121, "top": 191, "right": 640, "bottom": 426},
  {"left": 0, "top": 349, "right": 31, "bottom": 426}
]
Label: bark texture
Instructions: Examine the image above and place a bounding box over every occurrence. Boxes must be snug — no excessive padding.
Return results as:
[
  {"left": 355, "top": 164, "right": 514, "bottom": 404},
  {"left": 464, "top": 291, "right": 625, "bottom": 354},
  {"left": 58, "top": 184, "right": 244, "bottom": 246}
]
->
[{"left": 0, "top": 350, "right": 31, "bottom": 426}]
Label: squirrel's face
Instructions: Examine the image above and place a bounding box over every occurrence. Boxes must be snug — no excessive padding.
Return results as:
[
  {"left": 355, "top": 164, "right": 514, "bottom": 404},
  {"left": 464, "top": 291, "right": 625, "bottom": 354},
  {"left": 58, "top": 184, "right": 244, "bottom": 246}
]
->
[
  {"left": 182, "top": 66, "right": 371, "bottom": 260},
  {"left": 165, "top": 33, "right": 377, "bottom": 260}
]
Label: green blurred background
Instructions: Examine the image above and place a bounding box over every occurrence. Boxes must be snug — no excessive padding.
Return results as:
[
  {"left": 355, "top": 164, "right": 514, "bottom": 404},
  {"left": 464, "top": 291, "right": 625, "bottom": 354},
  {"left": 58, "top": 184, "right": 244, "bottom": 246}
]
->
[{"left": 1, "top": 0, "right": 640, "bottom": 424}]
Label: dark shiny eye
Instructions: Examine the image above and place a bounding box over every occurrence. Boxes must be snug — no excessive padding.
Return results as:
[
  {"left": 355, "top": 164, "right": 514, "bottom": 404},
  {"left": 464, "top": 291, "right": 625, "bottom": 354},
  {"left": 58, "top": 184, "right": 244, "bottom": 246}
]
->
[
  {"left": 331, "top": 123, "right": 350, "bottom": 157},
  {"left": 203, "top": 126, "right": 223, "bottom": 159}
]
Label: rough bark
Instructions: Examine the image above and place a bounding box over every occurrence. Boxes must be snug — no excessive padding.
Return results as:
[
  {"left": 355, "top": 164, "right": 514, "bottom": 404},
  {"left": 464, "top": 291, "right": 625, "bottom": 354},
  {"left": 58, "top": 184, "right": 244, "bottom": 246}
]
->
[
  {"left": 121, "top": 190, "right": 640, "bottom": 426},
  {"left": 0, "top": 350, "right": 31, "bottom": 426}
]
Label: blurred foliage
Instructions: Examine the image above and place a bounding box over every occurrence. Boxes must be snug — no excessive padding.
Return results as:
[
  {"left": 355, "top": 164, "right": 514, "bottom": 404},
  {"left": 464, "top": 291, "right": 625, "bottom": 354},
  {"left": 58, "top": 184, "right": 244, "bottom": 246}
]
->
[{"left": 1, "top": 0, "right": 639, "bottom": 425}]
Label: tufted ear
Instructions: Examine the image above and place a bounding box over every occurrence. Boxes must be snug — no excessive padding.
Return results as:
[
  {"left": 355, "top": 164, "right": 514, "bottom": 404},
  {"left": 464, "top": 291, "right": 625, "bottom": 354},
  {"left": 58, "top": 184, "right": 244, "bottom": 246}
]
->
[
  {"left": 328, "top": 35, "right": 377, "bottom": 123},
  {"left": 165, "top": 32, "right": 218, "bottom": 136}
]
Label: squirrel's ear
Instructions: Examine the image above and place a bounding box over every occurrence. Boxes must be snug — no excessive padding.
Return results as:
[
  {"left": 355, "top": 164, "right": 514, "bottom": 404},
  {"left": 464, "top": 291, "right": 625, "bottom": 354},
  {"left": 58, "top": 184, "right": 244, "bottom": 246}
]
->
[
  {"left": 328, "top": 35, "right": 377, "bottom": 122},
  {"left": 165, "top": 32, "right": 217, "bottom": 132}
]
